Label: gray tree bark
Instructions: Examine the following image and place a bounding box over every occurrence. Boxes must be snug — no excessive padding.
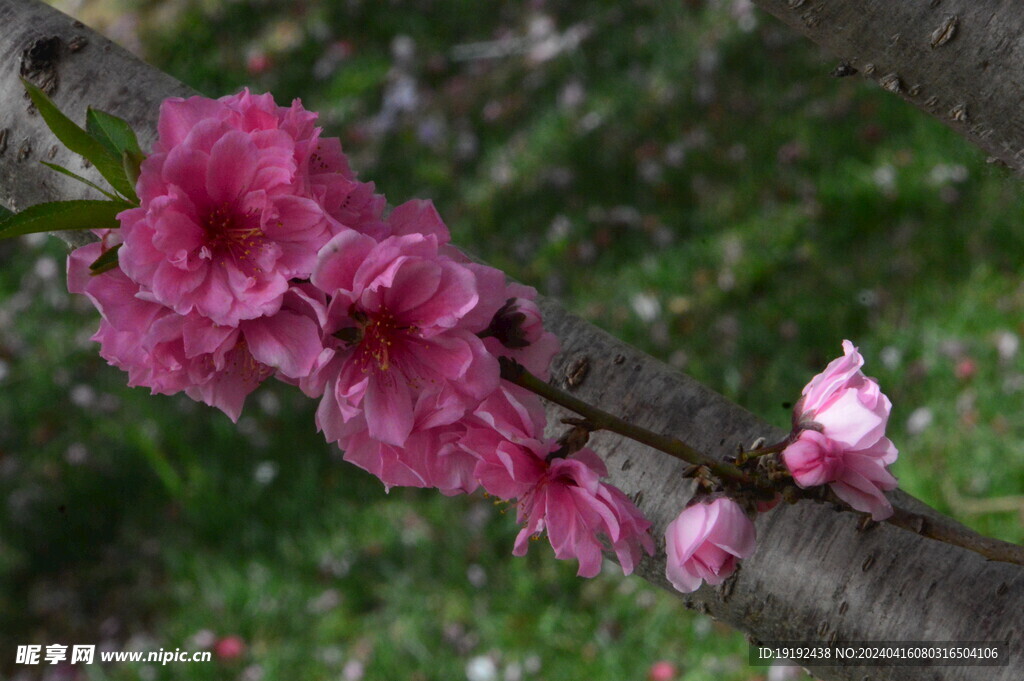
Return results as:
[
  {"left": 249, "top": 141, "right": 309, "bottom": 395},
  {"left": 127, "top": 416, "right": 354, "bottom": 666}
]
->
[
  {"left": 751, "top": 0, "right": 1024, "bottom": 172},
  {"left": 1, "top": 1, "right": 1021, "bottom": 680}
]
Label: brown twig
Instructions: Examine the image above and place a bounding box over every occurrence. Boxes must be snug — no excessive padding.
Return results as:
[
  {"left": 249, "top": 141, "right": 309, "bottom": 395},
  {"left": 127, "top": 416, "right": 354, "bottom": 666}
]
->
[{"left": 499, "top": 358, "right": 753, "bottom": 486}]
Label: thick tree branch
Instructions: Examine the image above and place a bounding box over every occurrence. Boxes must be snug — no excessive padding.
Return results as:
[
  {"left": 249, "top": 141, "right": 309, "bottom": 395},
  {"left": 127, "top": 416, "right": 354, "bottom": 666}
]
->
[
  {"left": 751, "top": 0, "right": 1024, "bottom": 172},
  {"left": 1, "top": 2, "right": 1021, "bottom": 680}
]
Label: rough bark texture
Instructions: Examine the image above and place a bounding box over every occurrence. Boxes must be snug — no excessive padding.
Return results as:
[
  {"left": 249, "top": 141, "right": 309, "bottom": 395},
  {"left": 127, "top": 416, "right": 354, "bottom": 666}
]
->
[
  {"left": 751, "top": 0, "right": 1024, "bottom": 172},
  {"left": 0, "top": 0, "right": 192, "bottom": 246},
  {"left": 1, "top": 1, "right": 1021, "bottom": 679},
  {"left": 542, "top": 306, "right": 1023, "bottom": 681}
]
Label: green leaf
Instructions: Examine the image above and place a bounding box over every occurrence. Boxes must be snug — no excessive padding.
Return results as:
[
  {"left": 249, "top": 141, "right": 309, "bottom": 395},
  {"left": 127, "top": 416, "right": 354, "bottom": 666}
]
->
[
  {"left": 40, "top": 161, "right": 123, "bottom": 202},
  {"left": 21, "top": 79, "right": 138, "bottom": 204},
  {"left": 89, "top": 243, "right": 123, "bottom": 275},
  {"left": 122, "top": 149, "right": 144, "bottom": 188},
  {"left": 0, "top": 200, "right": 124, "bottom": 240},
  {"left": 86, "top": 107, "right": 143, "bottom": 158}
]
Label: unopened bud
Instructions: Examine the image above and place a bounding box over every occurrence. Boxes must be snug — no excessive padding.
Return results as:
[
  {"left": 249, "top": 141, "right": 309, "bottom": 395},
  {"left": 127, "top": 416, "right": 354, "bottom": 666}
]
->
[{"left": 480, "top": 297, "right": 543, "bottom": 349}]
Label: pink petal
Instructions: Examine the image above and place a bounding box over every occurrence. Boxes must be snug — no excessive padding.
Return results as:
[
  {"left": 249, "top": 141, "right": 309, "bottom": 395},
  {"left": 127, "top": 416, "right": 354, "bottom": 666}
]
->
[
  {"left": 242, "top": 311, "right": 323, "bottom": 379},
  {"left": 666, "top": 503, "right": 711, "bottom": 562},
  {"left": 157, "top": 96, "right": 228, "bottom": 150},
  {"left": 813, "top": 388, "right": 887, "bottom": 451},
  {"left": 664, "top": 554, "right": 703, "bottom": 593},
  {"left": 364, "top": 368, "right": 415, "bottom": 447},
  {"left": 161, "top": 147, "right": 212, "bottom": 206},
  {"left": 311, "top": 230, "right": 377, "bottom": 298},
  {"left": 385, "top": 199, "right": 451, "bottom": 243},
  {"left": 205, "top": 131, "right": 259, "bottom": 205},
  {"left": 706, "top": 498, "right": 757, "bottom": 558},
  {"left": 398, "top": 259, "right": 479, "bottom": 331},
  {"left": 782, "top": 430, "right": 838, "bottom": 488},
  {"left": 830, "top": 472, "right": 894, "bottom": 521},
  {"left": 385, "top": 258, "right": 443, "bottom": 316}
]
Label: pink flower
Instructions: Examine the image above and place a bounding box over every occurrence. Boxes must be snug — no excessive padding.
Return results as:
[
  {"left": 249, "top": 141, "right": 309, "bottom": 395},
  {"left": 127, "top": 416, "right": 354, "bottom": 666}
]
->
[
  {"left": 478, "top": 285, "right": 560, "bottom": 379},
  {"left": 461, "top": 389, "right": 653, "bottom": 576},
  {"left": 381, "top": 198, "right": 452, "bottom": 244},
  {"left": 664, "top": 498, "right": 755, "bottom": 593},
  {"left": 334, "top": 398, "right": 479, "bottom": 496},
  {"left": 461, "top": 386, "right": 550, "bottom": 499},
  {"left": 308, "top": 230, "right": 499, "bottom": 447},
  {"left": 451, "top": 259, "right": 560, "bottom": 379},
  {"left": 784, "top": 430, "right": 898, "bottom": 520},
  {"left": 799, "top": 340, "right": 891, "bottom": 451},
  {"left": 783, "top": 340, "right": 898, "bottom": 520},
  {"left": 512, "top": 448, "right": 654, "bottom": 578},
  {"left": 246, "top": 51, "right": 271, "bottom": 76},
  {"left": 118, "top": 90, "right": 383, "bottom": 327},
  {"left": 69, "top": 242, "right": 322, "bottom": 421},
  {"left": 472, "top": 392, "right": 654, "bottom": 577}
]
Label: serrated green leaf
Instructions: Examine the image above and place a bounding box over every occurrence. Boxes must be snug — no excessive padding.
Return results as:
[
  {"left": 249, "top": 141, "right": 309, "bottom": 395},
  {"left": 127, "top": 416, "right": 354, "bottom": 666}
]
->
[
  {"left": 0, "top": 200, "right": 124, "bottom": 240},
  {"left": 89, "top": 243, "right": 123, "bottom": 275},
  {"left": 21, "top": 79, "right": 139, "bottom": 204},
  {"left": 40, "top": 161, "right": 123, "bottom": 202},
  {"left": 86, "top": 107, "right": 143, "bottom": 158}
]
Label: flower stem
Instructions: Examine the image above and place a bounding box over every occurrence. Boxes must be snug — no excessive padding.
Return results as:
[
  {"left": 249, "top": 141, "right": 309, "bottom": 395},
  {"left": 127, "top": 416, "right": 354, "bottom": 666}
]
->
[
  {"left": 500, "top": 359, "right": 752, "bottom": 485},
  {"left": 735, "top": 440, "right": 788, "bottom": 465}
]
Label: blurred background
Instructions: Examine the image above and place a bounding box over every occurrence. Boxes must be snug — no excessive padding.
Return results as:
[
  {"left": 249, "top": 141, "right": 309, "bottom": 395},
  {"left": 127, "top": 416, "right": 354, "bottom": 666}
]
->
[{"left": 2, "top": 0, "right": 1023, "bottom": 679}]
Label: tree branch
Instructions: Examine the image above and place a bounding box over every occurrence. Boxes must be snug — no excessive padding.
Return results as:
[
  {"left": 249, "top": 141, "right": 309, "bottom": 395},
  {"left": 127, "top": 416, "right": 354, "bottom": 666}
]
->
[
  {"left": 751, "top": 0, "right": 1024, "bottom": 172},
  {"left": 1, "top": 2, "right": 1021, "bottom": 679}
]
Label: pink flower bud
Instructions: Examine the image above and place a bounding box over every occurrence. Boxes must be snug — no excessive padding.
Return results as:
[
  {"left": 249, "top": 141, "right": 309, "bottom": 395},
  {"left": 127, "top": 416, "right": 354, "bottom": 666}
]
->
[{"left": 664, "top": 498, "right": 755, "bottom": 593}]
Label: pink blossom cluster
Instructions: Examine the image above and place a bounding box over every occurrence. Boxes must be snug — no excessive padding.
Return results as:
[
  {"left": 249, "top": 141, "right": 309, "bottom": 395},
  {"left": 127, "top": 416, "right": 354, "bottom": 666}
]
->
[
  {"left": 68, "top": 90, "right": 652, "bottom": 577},
  {"left": 663, "top": 341, "right": 898, "bottom": 594}
]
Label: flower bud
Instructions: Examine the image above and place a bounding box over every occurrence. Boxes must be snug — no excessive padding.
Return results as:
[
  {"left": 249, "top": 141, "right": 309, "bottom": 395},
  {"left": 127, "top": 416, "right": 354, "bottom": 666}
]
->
[{"left": 664, "top": 498, "right": 755, "bottom": 593}]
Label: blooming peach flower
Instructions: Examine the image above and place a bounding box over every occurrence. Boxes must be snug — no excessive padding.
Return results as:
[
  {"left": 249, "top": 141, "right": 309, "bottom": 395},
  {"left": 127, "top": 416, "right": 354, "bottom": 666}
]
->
[
  {"left": 664, "top": 498, "right": 755, "bottom": 593},
  {"left": 118, "top": 90, "right": 383, "bottom": 327},
  {"left": 783, "top": 340, "right": 898, "bottom": 520},
  {"left": 784, "top": 429, "right": 897, "bottom": 520},
  {"left": 512, "top": 449, "right": 654, "bottom": 578},
  {"left": 69, "top": 242, "right": 322, "bottom": 421},
  {"left": 307, "top": 230, "right": 499, "bottom": 447},
  {"left": 799, "top": 340, "right": 891, "bottom": 451},
  {"left": 334, "top": 397, "right": 479, "bottom": 496},
  {"left": 462, "top": 388, "right": 653, "bottom": 576}
]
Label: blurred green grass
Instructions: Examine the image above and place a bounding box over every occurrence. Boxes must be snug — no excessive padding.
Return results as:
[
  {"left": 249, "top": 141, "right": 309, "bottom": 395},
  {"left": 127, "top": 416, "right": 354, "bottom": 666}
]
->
[{"left": 2, "top": 0, "right": 1022, "bottom": 678}]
